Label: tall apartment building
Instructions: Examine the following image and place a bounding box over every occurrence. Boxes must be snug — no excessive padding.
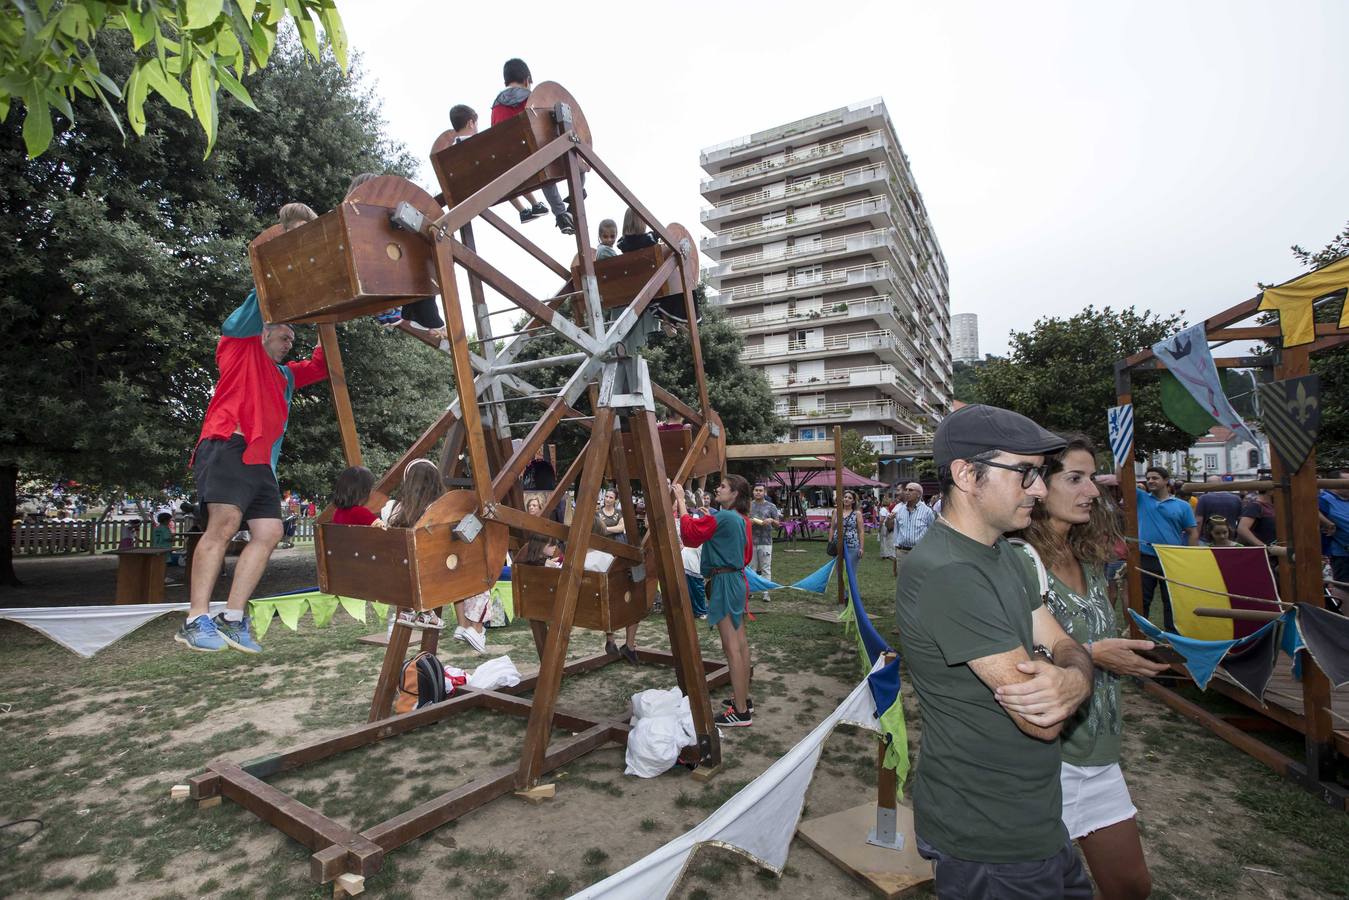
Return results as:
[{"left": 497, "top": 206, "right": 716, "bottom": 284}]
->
[
  {"left": 699, "top": 99, "right": 951, "bottom": 475},
  {"left": 952, "top": 313, "right": 980, "bottom": 362}
]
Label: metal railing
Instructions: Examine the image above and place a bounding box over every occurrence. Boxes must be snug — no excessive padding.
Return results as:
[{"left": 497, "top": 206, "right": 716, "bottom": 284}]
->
[
  {"left": 701, "top": 130, "right": 887, "bottom": 189},
  {"left": 742, "top": 328, "right": 900, "bottom": 360},
  {"left": 719, "top": 261, "right": 893, "bottom": 303},
  {"left": 715, "top": 227, "right": 894, "bottom": 274},
  {"left": 782, "top": 399, "right": 900, "bottom": 421},
  {"left": 725, "top": 295, "right": 899, "bottom": 331},
  {"left": 768, "top": 363, "right": 905, "bottom": 389},
  {"left": 701, "top": 161, "right": 889, "bottom": 218},
  {"left": 699, "top": 97, "right": 885, "bottom": 160},
  {"left": 706, "top": 195, "right": 889, "bottom": 248}
]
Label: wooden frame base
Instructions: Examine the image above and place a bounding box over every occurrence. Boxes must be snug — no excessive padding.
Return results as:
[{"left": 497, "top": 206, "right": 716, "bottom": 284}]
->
[
  {"left": 189, "top": 649, "right": 732, "bottom": 884},
  {"left": 797, "top": 802, "right": 932, "bottom": 898}
]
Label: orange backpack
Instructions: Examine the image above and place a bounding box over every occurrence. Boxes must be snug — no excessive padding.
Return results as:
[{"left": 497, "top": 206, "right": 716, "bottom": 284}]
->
[{"left": 394, "top": 651, "right": 447, "bottom": 715}]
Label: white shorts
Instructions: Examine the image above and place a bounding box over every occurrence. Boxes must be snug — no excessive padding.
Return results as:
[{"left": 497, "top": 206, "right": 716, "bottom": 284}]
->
[{"left": 1060, "top": 762, "right": 1137, "bottom": 840}]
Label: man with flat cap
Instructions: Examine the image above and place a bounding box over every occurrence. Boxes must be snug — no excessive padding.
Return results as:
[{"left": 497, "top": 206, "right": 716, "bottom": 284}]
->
[{"left": 896, "top": 404, "right": 1094, "bottom": 899}]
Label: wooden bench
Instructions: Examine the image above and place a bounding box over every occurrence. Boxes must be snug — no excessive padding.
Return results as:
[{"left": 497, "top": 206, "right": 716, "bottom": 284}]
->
[{"left": 111, "top": 548, "right": 171, "bottom": 604}]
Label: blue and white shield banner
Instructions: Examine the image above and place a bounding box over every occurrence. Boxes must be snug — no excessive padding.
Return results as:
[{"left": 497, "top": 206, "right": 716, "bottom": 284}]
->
[
  {"left": 1107, "top": 404, "right": 1134, "bottom": 470},
  {"left": 1151, "top": 323, "right": 1259, "bottom": 446}
]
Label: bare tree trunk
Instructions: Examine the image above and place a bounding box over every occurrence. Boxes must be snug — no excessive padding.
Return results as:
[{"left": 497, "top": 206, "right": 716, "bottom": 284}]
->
[{"left": 1, "top": 463, "right": 22, "bottom": 587}]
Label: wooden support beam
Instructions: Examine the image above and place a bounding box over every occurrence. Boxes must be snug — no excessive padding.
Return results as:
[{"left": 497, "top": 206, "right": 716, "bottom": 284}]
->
[
  {"left": 1181, "top": 478, "right": 1349, "bottom": 493},
  {"left": 373, "top": 408, "right": 457, "bottom": 498},
  {"left": 517, "top": 409, "right": 616, "bottom": 787},
  {"left": 677, "top": 255, "right": 712, "bottom": 419},
  {"left": 367, "top": 618, "right": 413, "bottom": 723},
  {"left": 630, "top": 407, "right": 721, "bottom": 768},
  {"left": 480, "top": 207, "right": 571, "bottom": 280},
  {"left": 565, "top": 152, "right": 602, "bottom": 336},
  {"left": 571, "top": 141, "right": 682, "bottom": 261},
  {"left": 491, "top": 398, "right": 569, "bottom": 500},
  {"left": 726, "top": 439, "right": 836, "bottom": 460},
  {"left": 318, "top": 324, "right": 362, "bottom": 466},
  {"left": 652, "top": 384, "right": 704, "bottom": 427},
  {"left": 432, "top": 237, "right": 494, "bottom": 512},
  {"left": 487, "top": 502, "right": 641, "bottom": 562},
  {"left": 1139, "top": 679, "right": 1295, "bottom": 776}
]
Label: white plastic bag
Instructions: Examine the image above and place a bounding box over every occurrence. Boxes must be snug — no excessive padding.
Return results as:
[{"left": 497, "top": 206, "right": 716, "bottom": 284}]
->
[
  {"left": 584, "top": 549, "right": 615, "bottom": 572},
  {"left": 467, "top": 655, "right": 521, "bottom": 691},
  {"left": 624, "top": 687, "right": 696, "bottom": 778}
]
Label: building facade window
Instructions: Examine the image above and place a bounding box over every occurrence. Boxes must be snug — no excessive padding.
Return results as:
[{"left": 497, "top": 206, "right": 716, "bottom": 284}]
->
[{"left": 1204, "top": 453, "right": 1219, "bottom": 471}]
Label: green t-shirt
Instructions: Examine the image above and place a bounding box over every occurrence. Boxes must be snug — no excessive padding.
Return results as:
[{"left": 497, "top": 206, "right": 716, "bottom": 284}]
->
[
  {"left": 894, "top": 520, "right": 1067, "bottom": 863},
  {"left": 1014, "top": 546, "right": 1121, "bottom": 767},
  {"left": 151, "top": 525, "right": 174, "bottom": 549}
]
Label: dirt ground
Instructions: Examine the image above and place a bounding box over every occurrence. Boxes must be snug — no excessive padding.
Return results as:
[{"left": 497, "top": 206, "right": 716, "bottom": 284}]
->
[{"left": 1, "top": 547, "right": 1347, "bottom": 899}]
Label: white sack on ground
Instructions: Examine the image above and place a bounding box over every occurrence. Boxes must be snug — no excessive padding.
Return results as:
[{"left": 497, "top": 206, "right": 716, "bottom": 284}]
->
[
  {"left": 466, "top": 655, "right": 521, "bottom": 691},
  {"left": 625, "top": 688, "right": 696, "bottom": 778}
]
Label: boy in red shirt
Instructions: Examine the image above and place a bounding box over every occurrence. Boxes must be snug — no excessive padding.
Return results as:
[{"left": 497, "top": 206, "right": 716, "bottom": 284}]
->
[
  {"left": 491, "top": 58, "right": 575, "bottom": 235},
  {"left": 177, "top": 202, "right": 331, "bottom": 654}
]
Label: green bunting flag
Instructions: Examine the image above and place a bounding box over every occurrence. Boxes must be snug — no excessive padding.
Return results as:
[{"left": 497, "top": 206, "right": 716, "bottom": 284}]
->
[
  {"left": 250, "top": 600, "right": 277, "bottom": 639},
  {"left": 338, "top": 596, "right": 368, "bottom": 624},
  {"left": 274, "top": 596, "right": 305, "bottom": 631},
  {"left": 308, "top": 595, "right": 338, "bottom": 628},
  {"left": 369, "top": 602, "right": 390, "bottom": 624}
]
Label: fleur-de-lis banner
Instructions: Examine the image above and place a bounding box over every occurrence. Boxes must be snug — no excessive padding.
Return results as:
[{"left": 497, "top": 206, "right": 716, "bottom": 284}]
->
[
  {"left": 1257, "top": 256, "right": 1349, "bottom": 347},
  {"left": 1257, "top": 375, "right": 1320, "bottom": 472},
  {"left": 1151, "top": 323, "right": 1259, "bottom": 446}
]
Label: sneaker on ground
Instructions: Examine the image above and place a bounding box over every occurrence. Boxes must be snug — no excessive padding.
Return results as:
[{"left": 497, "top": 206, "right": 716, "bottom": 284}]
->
[
  {"left": 714, "top": 706, "right": 752, "bottom": 728},
  {"left": 605, "top": 639, "right": 619, "bottom": 657},
  {"left": 555, "top": 212, "right": 575, "bottom": 235},
  {"left": 720, "top": 696, "right": 754, "bottom": 712},
  {"left": 175, "top": 615, "right": 226, "bottom": 652},
  {"left": 619, "top": 644, "right": 639, "bottom": 666},
  {"left": 213, "top": 614, "right": 262, "bottom": 654},
  {"left": 464, "top": 627, "right": 487, "bottom": 654}
]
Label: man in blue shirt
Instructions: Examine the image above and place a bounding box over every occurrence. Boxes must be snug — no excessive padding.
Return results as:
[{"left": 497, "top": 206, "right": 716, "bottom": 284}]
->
[
  {"left": 1318, "top": 486, "right": 1349, "bottom": 586},
  {"left": 1137, "top": 466, "right": 1198, "bottom": 632}
]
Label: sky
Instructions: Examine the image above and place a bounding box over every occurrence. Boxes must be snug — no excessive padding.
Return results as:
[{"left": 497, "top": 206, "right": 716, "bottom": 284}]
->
[{"left": 336, "top": 0, "right": 1348, "bottom": 358}]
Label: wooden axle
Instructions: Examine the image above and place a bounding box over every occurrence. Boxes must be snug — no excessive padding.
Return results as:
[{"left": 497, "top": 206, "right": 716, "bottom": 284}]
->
[
  {"left": 1180, "top": 478, "right": 1349, "bottom": 493},
  {"left": 1193, "top": 607, "right": 1284, "bottom": 622}
]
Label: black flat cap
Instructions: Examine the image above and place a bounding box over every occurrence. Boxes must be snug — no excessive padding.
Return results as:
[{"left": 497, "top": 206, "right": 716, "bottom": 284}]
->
[{"left": 933, "top": 404, "right": 1066, "bottom": 467}]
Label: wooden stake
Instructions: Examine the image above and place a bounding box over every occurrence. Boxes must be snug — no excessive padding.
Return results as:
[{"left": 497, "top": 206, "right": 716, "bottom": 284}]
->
[
  {"left": 318, "top": 324, "right": 362, "bottom": 467},
  {"left": 334, "top": 873, "right": 365, "bottom": 897}
]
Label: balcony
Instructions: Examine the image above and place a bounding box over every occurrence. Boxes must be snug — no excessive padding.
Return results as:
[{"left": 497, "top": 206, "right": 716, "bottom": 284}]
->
[
  {"left": 742, "top": 328, "right": 902, "bottom": 365},
  {"left": 701, "top": 130, "right": 893, "bottom": 196},
  {"left": 700, "top": 162, "right": 892, "bottom": 225},
  {"left": 725, "top": 294, "right": 903, "bottom": 335},
  {"left": 701, "top": 195, "right": 891, "bottom": 259},
  {"left": 712, "top": 260, "right": 898, "bottom": 307},
  {"left": 766, "top": 364, "right": 928, "bottom": 411},
  {"left": 700, "top": 97, "right": 888, "bottom": 167},
  {"left": 781, "top": 399, "right": 906, "bottom": 428},
  {"left": 706, "top": 228, "right": 899, "bottom": 279}
]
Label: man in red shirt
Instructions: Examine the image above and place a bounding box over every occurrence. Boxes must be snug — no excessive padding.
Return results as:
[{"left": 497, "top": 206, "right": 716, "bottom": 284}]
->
[{"left": 176, "top": 203, "right": 330, "bottom": 654}]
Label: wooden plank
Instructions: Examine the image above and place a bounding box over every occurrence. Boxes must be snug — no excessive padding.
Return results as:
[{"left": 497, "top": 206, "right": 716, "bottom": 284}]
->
[
  {"left": 470, "top": 689, "right": 609, "bottom": 733},
  {"left": 488, "top": 502, "right": 641, "bottom": 563},
  {"left": 727, "top": 439, "right": 836, "bottom": 460},
  {"left": 652, "top": 384, "right": 704, "bottom": 427},
  {"left": 632, "top": 647, "right": 729, "bottom": 674},
  {"left": 372, "top": 408, "right": 457, "bottom": 498},
  {"left": 432, "top": 132, "right": 575, "bottom": 238},
  {"left": 212, "top": 762, "right": 384, "bottom": 861},
  {"left": 796, "top": 801, "right": 933, "bottom": 899},
  {"left": 368, "top": 614, "right": 413, "bottom": 722},
  {"left": 491, "top": 398, "right": 569, "bottom": 501},
  {"left": 631, "top": 408, "right": 721, "bottom": 768},
  {"left": 565, "top": 152, "right": 601, "bottom": 334},
  {"left": 518, "top": 410, "right": 615, "bottom": 786},
  {"left": 1139, "top": 678, "right": 1295, "bottom": 775},
  {"left": 480, "top": 207, "right": 571, "bottom": 279},
  {"left": 1123, "top": 296, "right": 1263, "bottom": 367},
  {"left": 319, "top": 324, "right": 362, "bottom": 466},
  {"left": 571, "top": 141, "right": 681, "bottom": 262},
  {"left": 432, "top": 238, "right": 494, "bottom": 512}
]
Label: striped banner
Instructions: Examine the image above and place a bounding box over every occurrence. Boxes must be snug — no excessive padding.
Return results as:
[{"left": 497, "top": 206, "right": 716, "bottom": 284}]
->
[
  {"left": 1258, "top": 375, "right": 1319, "bottom": 472},
  {"left": 1107, "top": 403, "right": 1134, "bottom": 470}
]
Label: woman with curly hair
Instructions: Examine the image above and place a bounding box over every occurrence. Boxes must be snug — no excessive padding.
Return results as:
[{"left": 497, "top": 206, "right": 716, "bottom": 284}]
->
[{"left": 1013, "top": 435, "right": 1165, "bottom": 900}]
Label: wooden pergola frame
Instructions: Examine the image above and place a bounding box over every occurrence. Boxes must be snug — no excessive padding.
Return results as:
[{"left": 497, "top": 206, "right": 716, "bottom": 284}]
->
[
  {"left": 184, "top": 87, "right": 738, "bottom": 889},
  {"left": 1115, "top": 294, "right": 1349, "bottom": 810}
]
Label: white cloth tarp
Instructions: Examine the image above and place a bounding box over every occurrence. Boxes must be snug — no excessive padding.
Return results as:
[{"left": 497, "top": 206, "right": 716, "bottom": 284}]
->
[
  {"left": 466, "top": 655, "right": 522, "bottom": 691},
  {"left": 0, "top": 602, "right": 226, "bottom": 658},
  {"left": 625, "top": 688, "right": 696, "bottom": 778},
  {"left": 571, "top": 661, "right": 883, "bottom": 899}
]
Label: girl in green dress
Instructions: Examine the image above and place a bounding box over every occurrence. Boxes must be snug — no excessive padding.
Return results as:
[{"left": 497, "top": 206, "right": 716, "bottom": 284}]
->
[{"left": 1015, "top": 435, "right": 1167, "bottom": 900}]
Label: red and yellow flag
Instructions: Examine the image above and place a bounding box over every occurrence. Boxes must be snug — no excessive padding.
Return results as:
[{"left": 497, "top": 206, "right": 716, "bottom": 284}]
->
[{"left": 1155, "top": 545, "right": 1280, "bottom": 640}]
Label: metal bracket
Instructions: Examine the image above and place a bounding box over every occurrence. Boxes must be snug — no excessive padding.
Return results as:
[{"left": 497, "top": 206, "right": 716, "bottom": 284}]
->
[
  {"left": 554, "top": 101, "right": 573, "bottom": 132},
  {"left": 708, "top": 421, "right": 722, "bottom": 439},
  {"left": 454, "top": 513, "right": 484, "bottom": 543},
  {"left": 865, "top": 806, "right": 906, "bottom": 852},
  {"left": 629, "top": 564, "right": 646, "bottom": 584},
  {"left": 390, "top": 202, "right": 425, "bottom": 235}
]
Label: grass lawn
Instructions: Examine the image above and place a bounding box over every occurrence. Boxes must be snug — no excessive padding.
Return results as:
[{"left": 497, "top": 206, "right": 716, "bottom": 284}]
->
[{"left": 0, "top": 532, "right": 1346, "bottom": 898}]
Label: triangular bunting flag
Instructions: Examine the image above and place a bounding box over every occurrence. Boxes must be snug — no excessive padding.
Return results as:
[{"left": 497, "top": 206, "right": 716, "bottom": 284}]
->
[
  {"left": 250, "top": 600, "right": 277, "bottom": 639},
  {"left": 274, "top": 597, "right": 306, "bottom": 631},
  {"left": 369, "top": 601, "right": 390, "bottom": 624},
  {"left": 338, "top": 596, "right": 368, "bottom": 624},
  {"left": 307, "top": 595, "right": 339, "bottom": 628}
]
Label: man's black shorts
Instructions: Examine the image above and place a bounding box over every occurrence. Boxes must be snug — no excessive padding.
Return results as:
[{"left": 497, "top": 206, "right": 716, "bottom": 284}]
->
[{"left": 193, "top": 435, "right": 282, "bottom": 522}]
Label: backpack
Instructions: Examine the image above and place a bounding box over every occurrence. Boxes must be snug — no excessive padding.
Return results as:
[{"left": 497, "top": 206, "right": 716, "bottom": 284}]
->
[{"left": 394, "top": 651, "right": 447, "bottom": 715}]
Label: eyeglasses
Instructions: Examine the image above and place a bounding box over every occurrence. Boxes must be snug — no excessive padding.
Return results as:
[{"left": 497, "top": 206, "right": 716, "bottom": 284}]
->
[{"left": 980, "top": 460, "right": 1050, "bottom": 489}]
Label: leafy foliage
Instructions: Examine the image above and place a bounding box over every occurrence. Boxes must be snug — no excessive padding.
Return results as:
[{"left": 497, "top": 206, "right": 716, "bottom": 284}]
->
[
  {"left": 974, "top": 305, "right": 1193, "bottom": 459},
  {"left": 838, "top": 429, "right": 878, "bottom": 479},
  {"left": 0, "top": 31, "right": 435, "bottom": 547},
  {"left": 0, "top": 0, "right": 347, "bottom": 157}
]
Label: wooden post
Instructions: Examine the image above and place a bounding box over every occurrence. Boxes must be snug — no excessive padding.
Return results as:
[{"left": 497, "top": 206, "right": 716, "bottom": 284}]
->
[
  {"left": 517, "top": 408, "right": 615, "bottom": 788},
  {"left": 835, "top": 426, "right": 846, "bottom": 606},
  {"left": 1273, "top": 346, "right": 1337, "bottom": 782},
  {"left": 872, "top": 650, "right": 900, "bottom": 845},
  {"left": 1114, "top": 362, "right": 1144, "bottom": 637},
  {"left": 631, "top": 407, "right": 721, "bottom": 768},
  {"left": 318, "top": 324, "right": 362, "bottom": 466},
  {"left": 367, "top": 619, "right": 412, "bottom": 722}
]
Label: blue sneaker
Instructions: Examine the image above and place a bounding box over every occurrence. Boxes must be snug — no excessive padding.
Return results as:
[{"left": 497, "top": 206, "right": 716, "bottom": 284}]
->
[
  {"left": 213, "top": 614, "right": 263, "bottom": 654},
  {"left": 175, "top": 615, "right": 226, "bottom": 652}
]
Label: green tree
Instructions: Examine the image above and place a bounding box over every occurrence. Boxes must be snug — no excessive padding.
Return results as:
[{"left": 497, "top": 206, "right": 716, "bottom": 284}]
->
[
  {"left": 838, "top": 429, "right": 878, "bottom": 479},
  {"left": 0, "top": 32, "right": 440, "bottom": 586},
  {"left": 974, "top": 305, "right": 1193, "bottom": 461},
  {"left": 1, "top": 0, "right": 347, "bottom": 157},
  {"left": 951, "top": 359, "right": 987, "bottom": 404}
]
